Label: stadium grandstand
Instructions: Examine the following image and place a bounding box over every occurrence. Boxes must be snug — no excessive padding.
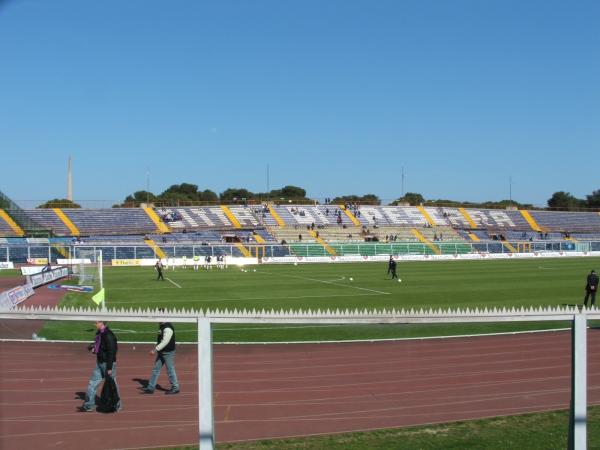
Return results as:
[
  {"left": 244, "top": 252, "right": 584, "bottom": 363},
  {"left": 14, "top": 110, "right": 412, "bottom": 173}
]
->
[{"left": 1, "top": 188, "right": 600, "bottom": 263}]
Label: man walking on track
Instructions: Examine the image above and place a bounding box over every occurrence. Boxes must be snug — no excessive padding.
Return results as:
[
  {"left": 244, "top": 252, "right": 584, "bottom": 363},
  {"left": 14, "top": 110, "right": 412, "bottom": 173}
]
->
[
  {"left": 155, "top": 259, "right": 164, "bottom": 281},
  {"left": 81, "top": 320, "right": 121, "bottom": 412},
  {"left": 387, "top": 255, "right": 399, "bottom": 280},
  {"left": 584, "top": 269, "right": 599, "bottom": 307},
  {"left": 142, "top": 310, "right": 180, "bottom": 395}
]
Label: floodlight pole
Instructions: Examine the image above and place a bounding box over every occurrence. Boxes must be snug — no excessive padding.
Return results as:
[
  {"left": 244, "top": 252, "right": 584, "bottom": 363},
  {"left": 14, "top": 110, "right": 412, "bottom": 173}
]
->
[
  {"left": 198, "top": 317, "right": 215, "bottom": 450},
  {"left": 568, "top": 312, "right": 587, "bottom": 450}
]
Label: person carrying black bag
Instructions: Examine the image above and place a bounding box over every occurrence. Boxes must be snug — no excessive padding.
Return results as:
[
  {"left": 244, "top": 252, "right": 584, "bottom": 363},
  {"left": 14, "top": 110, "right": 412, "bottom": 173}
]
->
[
  {"left": 99, "top": 373, "right": 120, "bottom": 413},
  {"left": 81, "top": 320, "right": 122, "bottom": 412}
]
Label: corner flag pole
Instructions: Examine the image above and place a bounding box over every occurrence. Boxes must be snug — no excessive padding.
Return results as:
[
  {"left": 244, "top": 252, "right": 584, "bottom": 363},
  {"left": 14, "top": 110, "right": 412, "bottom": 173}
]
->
[{"left": 98, "top": 250, "right": 105, "bottom": 310}]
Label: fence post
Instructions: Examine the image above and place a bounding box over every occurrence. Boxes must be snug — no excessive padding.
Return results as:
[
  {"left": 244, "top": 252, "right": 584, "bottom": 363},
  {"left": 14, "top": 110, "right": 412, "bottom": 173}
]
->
[
  {"left": 198, "top": 317, "right": 215, "bottom": 450},
  {"left": 568, "top": 312, "right": 587, "bottom": 450}
]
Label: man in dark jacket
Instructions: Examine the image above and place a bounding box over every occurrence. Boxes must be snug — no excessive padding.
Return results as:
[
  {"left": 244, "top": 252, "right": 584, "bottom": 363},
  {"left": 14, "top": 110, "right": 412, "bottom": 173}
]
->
[
  {"left": 584, "top": 269, "right": 599, "bottom": 307},
  {"left": 81, "top": 321, "right": 121, "bottom": 412},
  {"left": 142, "top": 312, "right": 180, "bottom": 395},
  {"left": 387, "top": 256, "right": 399, "bottom": 280}
]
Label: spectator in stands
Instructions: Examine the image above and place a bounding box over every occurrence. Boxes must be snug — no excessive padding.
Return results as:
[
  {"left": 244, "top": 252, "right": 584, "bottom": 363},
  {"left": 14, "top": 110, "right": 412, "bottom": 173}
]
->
[
  {"left": 584, "top": 270, "right": 599, "bottom": 308},
  {"left": 81, "top": 321, "right": 121, "bottom": 412},
  {"left": 155, "top": 260, "right": 164, "bottom": 281},
  {"left": 298, "top": 234, "right": 302, "bottom": 241},
  {"left": 142, "top": 309, "right": 180, "bottom": 395}
]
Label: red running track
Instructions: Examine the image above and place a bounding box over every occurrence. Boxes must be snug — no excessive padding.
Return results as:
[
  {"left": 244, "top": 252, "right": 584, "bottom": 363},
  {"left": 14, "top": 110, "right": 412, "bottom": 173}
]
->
[{"left": 1, "top": 331, "right": 600, "bottom": 449}]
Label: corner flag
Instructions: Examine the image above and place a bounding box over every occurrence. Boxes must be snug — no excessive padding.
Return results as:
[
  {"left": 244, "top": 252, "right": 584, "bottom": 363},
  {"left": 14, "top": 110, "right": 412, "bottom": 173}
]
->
[{"left": 92, "top": 288, "right": 105, "bottom": 306}]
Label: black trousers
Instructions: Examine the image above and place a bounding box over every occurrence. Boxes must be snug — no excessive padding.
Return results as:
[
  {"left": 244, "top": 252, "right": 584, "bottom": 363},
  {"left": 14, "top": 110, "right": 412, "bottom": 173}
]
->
[
  {"left": 584, "top": 290, "right": 596, "bottom": 307},
  {"left": 157, "top": 271, "right": 164, "bottom": 281},
  {"left": 388, "top": 269, "right": 398, "bottom": 279}
]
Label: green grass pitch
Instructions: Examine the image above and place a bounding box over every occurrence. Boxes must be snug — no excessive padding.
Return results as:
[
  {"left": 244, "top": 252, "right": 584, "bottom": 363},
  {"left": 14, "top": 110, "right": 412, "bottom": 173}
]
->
[{"left": 38, "top": 256, "right": 600, "bottom": 342}]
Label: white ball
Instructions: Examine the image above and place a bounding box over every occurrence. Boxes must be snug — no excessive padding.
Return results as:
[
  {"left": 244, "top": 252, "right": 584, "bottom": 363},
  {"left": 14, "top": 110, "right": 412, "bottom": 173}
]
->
[
  {"left": 253, "top": 269, "right": 256, "bottom": 272},
  {"left": 294, "top": 262, "right": 298, "bottom": 266},
  {"left": 349, "top": 277, "right": 353, "bottom": 281},
  {"left": 398, "top": 279, "right": 402, "bottom": 283},
  {"left": 132, "top": 346, "right": 136, "bottom": 350}
]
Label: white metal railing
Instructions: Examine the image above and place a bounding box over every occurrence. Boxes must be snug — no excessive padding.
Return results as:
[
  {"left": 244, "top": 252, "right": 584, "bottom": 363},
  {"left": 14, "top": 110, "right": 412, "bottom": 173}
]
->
[
  {"left": 0, "top": 305, "right": 597, "bottom": 449},
  {"left": 1, "top": 240, "right": 599, "bottom": 262}
]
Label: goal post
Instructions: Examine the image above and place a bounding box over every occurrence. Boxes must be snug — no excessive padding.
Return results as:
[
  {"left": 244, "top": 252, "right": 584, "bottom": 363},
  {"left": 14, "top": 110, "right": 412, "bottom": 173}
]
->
[{"left": 71, "top": 249, "right": 104, "bottom": 307}]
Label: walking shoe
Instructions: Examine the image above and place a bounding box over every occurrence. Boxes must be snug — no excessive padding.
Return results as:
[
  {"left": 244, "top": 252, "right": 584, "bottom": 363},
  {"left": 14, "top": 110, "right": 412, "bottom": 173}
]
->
[
  {"left": 141, "top": 388, "right": 155, "bottom": 394},
  {"left": 165, "top": 387, "right": 180, "bottom": 395},
  {"left": 80, "top": 405, "right": 95, "bottom": 412}
]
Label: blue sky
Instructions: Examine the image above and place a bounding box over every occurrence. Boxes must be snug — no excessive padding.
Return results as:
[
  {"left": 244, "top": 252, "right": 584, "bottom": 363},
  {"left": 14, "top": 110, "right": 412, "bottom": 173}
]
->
[{"left": 1, "top": 0, "right": 598, "bottom": 207}]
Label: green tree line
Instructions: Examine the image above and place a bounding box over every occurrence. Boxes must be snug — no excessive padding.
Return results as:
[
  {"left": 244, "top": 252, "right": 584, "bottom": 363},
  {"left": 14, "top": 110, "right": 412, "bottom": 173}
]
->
[{"left": 28, "top": 185, "right": 599, "bottom": 210}]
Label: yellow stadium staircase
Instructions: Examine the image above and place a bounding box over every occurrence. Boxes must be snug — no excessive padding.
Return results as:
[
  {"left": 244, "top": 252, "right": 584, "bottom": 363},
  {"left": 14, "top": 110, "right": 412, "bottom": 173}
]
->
[
  {"left": 340, "top": 205, "right": 361, "bottom": 226},
  {"left": 143, "top": 207, "right": 171, "bottom": 233},
  {"left": 458, "top": 208, "right": 478, "bottom": 229},
  {"left": 52, "top": 243, "right": 70, "bottom": 259},
  {"left": 411, "top": 228, "right": 441, "bottom": 255},
  {"left": 268, "top": 204, "right": 286, "bottom": 228},
  {"left": 308, "top": 230, "right": 337, "bottom": 256},
  {"left": 52, "top": 208, "right": 80, "bottom": 236},
  {"left": 0, "top": 209, "right": 25, "bottom": 236},
  {"left": 416, "top": 206, "right": 436, "bottom": 227},
  {"left": 467, "top": 232, "right": 480, "bottom": 242},
  {"left": 144, "top": 238, "right": 166, "bottom": 259},
  {"left": 501, "top": 241, "right": 517, "bottom": 253},
  {"left": 235, "top": 243, "right": 251, "bottom": 257},
  {"left": 519, "top": 210, "right": 543, "bottom": 232},
  {"left": 220, "top": 206, "right": 242, "bottom": 228}
]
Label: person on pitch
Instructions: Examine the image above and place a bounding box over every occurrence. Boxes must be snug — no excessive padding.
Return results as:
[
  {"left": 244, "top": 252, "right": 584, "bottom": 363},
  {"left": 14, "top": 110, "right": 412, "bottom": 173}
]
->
[
  {"left": 584, "top": 269, "right": 599, "bottom": 308},
  {"left": 387, "top": 255, "right": 399, "bottom": 280}
]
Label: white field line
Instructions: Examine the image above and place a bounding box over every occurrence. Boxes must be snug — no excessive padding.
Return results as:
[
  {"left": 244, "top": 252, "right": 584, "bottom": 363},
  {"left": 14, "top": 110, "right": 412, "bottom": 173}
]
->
[
  {"left": 165, "top": 277, "right": 182, "bottom": 288},
  {"left": 259, "top": 270, "right": 391, "bottom": 296},
  {"left": 105, "top": 292, "right": 379, "bottom": 304},
  {"left": 0, "top": 327, "right": 571, "bottom": 345}
]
